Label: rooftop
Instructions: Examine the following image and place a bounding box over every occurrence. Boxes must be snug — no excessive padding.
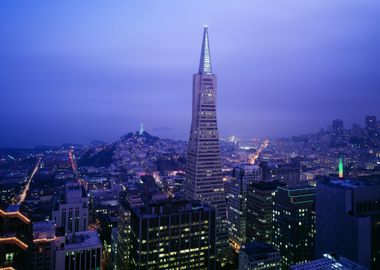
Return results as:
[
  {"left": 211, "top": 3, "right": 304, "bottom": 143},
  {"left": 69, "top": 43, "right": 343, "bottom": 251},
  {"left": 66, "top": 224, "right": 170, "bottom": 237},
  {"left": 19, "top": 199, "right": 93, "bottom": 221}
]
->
[
  {"left": 6, "top": 204, "right": 20, "bottom": 212},
  {"left": 33, "top": 220, "right": 56, "bottom": 240},
  {"left": 63, "top": 230, "right": 101, "bottom": 250},
  {"left": 134, "top": 198, "right": 213, "bottom": 218},
  {"left": 240, "top": 241, "right": 279, "bottom": 260},
  {"left": 327, "top": 178, "right": 380, "bottom": 189},
  {"left": 251, "top": 181, "right": 284, "bottom": 191}
]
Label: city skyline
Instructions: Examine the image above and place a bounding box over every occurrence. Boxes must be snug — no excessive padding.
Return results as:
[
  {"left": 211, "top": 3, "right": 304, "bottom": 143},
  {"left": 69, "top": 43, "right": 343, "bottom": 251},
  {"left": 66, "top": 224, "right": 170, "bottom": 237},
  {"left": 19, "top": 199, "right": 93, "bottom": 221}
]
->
[
  {"left": 1, "top": 1, "right": 380, "bottom": 148},
  {"left": 1, "top": 2, "right": 379, "bottom": 270}
]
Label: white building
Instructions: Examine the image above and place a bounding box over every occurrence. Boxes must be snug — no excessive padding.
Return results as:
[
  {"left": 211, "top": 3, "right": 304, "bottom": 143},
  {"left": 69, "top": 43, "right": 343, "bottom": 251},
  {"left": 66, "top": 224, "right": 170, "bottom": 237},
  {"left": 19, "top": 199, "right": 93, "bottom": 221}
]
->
[
  {"left": 54, "top": 230, "right": 102, "bottom": 270},
  {"left": 52, "top": 183, "right": 89, "bottom": 233}
]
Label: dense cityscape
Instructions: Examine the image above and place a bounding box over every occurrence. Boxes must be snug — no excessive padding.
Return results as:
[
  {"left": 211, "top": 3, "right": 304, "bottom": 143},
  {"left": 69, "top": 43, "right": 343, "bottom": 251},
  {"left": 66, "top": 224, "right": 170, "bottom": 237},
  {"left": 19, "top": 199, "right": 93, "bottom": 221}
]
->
[
  {"left": 1, "top": 26, "right": 380, "bottom": 270},
  {"left": 1, "top": 2, "right": 380, "bottom": 270}
]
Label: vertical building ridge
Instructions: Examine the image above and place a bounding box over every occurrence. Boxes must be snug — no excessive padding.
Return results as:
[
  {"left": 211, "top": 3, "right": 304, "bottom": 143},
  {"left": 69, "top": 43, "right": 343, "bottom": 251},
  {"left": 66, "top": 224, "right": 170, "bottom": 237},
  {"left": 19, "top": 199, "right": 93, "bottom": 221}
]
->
[{"left": 198, "top": 26, "right": 212, "bottom": 74}]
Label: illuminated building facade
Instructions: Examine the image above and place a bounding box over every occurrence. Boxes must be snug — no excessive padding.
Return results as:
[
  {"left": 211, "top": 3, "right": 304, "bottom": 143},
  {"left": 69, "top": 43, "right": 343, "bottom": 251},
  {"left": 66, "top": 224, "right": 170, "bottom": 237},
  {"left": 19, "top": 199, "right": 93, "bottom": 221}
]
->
[
  {"left": 227, "top": 164, "right": 261, "bottom": 250},
  {"left": 316, "top": 178, "right": 380, "bottom": 270},
  {"left": 246, "top": 181, "right": 283, "bottom": 244},
  {"left": 238, "top": 241, "right": 281, "bottom": 270},
  {"left": 117, "top": 192, "right": 144, "bottom": 270},
  {"left": 0, "top": 204, "right": 32, "bottom": 270},
  {"left": 54, "top": 230, "right": 102, "bottom": 270},
  {"left": 184, "top": 26, "right": 228, "bottom": 256},
  {"left": 128, "top": 199, "right": 216, "bottom": 269},
  {"left": 273, "top": 185, "right": 316, "bottom": 269},
  {"left": 52, "top": 183, "right": 89, "bottom": 234}
]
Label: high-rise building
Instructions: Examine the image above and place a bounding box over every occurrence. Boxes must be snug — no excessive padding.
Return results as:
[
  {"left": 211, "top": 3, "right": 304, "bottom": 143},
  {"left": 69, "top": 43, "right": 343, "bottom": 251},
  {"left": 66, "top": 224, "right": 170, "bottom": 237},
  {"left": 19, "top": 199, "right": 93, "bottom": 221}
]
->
[
  {"left": 127, "top": 198, "right": 216, "bottom": 269},
  {"left": 246, "top": 181, "right": 283, "bottom": 244},
  {"left": 238, "top": 241, "right": 281, "bottom": 270},
  {"left": 273, "top": 185, "right": 316, "bottom": 269},
  {"left": 184, "top": 26, "right": 228, "bottom": 255},
  {"left": 289, "top": 253, "right": 367, "bottom": 270},
  {"left": 228, "top": 164, "right": 261, "bottom": 250},
  {"left": 54, "top": 230, "right": 102, "bottom": 270},
  {"left": 31, "top": 220, "right": 56, "bottom": 270},
  {"left": 0, "top": 204, "right": 32, "bottom": 270},
  {"left": 52, "top": 183, "right": 89, "bottom": 234},
  {"left": 330, "top": 119, "right": 345, "bottom": 147},
  {"left": 258, "top": 161, "right": 276, "bottom": 182},
  {"left": 275, "top": 161, "right": 301, "bottom": 186},
  {"left": 331, "top": 119, "right": 344, "bottom": 145},
  {"left": 365, "top": 115, "right": 379, "bottom": 147},
  {"left": 316, "top": 178, "right": 380, "bottom": 270},
  {"left": 351, "top": 123, "right": 364, "bottom": 139},
  {"left": 117, "top": 191, "right": 144, "bottom": 270}
]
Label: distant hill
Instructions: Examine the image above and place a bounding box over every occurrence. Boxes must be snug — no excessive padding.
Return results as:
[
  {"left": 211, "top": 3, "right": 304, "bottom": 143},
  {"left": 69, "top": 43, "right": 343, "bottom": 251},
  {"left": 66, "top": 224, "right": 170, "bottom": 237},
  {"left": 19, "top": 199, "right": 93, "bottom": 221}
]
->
[
  {"left": 77, "top": 131, "right": 186, "bottom": 169},
  {"left": 78, "top": 145, "right": 115, "bottom": 167}
]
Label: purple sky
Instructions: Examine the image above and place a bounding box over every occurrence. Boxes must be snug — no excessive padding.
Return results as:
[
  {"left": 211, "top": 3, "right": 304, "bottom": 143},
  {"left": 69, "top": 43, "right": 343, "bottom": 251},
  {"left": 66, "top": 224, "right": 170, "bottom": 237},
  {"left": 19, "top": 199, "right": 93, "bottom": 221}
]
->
[{"left": 1, "top": 1, "right": 379, "bottom": 147}]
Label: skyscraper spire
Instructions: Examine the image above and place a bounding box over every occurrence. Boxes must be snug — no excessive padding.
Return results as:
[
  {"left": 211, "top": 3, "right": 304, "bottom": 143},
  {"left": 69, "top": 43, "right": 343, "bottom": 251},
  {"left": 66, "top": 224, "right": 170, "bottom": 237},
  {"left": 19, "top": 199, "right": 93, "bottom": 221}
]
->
[
  {"left": 198, "top": 25, "right": 212, "bottom": 74},
  {"left": 185, "top": 26, "right": 228, "bottom": 262}
]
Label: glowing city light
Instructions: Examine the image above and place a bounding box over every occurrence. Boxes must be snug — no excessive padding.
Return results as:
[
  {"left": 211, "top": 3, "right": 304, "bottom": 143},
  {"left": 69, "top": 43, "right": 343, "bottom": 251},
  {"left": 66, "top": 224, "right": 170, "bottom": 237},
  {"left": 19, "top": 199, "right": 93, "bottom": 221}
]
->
[{"left": 248, "top": 139, "right": 269, "bottom": 165}]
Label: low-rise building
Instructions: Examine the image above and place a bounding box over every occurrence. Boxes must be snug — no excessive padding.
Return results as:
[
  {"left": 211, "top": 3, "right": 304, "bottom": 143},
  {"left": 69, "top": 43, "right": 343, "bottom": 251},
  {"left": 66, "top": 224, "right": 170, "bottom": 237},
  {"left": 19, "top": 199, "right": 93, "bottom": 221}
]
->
[{"left": 238, "top": 241, "right": 280, "bottom": 270}]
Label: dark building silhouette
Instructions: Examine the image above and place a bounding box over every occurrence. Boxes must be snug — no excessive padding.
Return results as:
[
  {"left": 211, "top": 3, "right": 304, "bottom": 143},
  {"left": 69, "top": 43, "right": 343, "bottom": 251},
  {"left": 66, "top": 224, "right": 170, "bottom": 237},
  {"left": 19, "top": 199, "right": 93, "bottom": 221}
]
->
[
  {"left": 316, "top": 178, "right": 380, "bottom": 270},
  {"left": 227, "top": 164, "right": 261, "bottom": 250},
  {"left": 0, "top": 204, "right": 33, "bottom": 270},
  {"left": 258, "top": 161, "right": 274, "bottom": 182},
  {"left": 246, "top": 181, "right": 284, "bottom": 244},
  {"left": 365, "top": 115, "right": 379, "bottom": 147},
  {"left": 273, "top": 185, "right": 316, "bottom": 269},
  {"left": 332, "top": 119, "right": 344, "bottom": 145},
  {"left": 275, "top": 161, "right": 301, "bottom": 186}
]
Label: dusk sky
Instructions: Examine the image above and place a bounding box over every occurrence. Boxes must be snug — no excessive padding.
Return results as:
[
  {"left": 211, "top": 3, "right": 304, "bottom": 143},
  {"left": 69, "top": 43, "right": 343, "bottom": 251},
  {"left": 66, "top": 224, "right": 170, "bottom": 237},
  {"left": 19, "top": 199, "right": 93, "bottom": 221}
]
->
[{"left": 1, "top": 1, "right": 379, "bottom": 147}]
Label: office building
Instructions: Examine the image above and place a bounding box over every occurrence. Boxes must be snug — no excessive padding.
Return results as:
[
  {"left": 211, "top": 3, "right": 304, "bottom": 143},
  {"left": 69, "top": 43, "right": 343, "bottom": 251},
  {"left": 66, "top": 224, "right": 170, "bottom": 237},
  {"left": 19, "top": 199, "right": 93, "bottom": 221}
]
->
[
  {"left": 246, "top": 181, "right": 283, "bottom": 244},
  {"left": 31, "top": 220, "right": 56, "bottom": 270},
  {"left": 365, "top": 115, "right": 379, "bottom": 147},
  {"left": 316, "top": 178, "right": 380, "bottom": 269},
  {"left": 128, "top": 198, "right": 216, "bottom": 269},
  {"left": 52, "top": 183, "right": 89, "bottom": 233},
  {"left": 228, "top": 164, "right": 261, "bottom": 250},
  {"left": 273, "top": 185, "right": 316, "bottom": 269},
  {"left": 238, "top": 241, "right": 280, "bottom": 270},
  {"left": 183, "top": 26, "right": 227, "bottom": 255},
  {"left": 0, "top": 204, "right": 32, "bottom": 270},
  {"left": 54, "top": 230, "right": 102, "bottom": 270},
  {"left": 275, "top": 161, "right": 301, "bottom": 186},
  {"left": 117, "top": 192, "right": 144, "bottom": 270},
  {"left": 331, "top": 119, "right": 345, "bottom": 146}
]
